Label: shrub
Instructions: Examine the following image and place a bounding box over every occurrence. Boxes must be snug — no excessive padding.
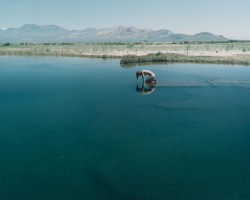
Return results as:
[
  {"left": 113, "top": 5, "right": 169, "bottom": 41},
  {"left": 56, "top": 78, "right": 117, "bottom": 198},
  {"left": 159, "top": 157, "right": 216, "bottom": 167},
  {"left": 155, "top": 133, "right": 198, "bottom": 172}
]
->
[
  {"left": 242, "top": 46, "right": 247, "bottom": 52},
  {"left": 3, "top": 42, "right": 10, "bottom": 46}
]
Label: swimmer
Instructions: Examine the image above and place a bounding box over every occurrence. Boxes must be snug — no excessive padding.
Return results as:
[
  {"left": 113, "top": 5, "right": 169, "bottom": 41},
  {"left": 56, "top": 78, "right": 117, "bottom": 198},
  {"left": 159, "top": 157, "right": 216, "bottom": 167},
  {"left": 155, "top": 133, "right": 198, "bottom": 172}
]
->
[{"left": 136, "top": 70, "right": 157, "bottom": 83}]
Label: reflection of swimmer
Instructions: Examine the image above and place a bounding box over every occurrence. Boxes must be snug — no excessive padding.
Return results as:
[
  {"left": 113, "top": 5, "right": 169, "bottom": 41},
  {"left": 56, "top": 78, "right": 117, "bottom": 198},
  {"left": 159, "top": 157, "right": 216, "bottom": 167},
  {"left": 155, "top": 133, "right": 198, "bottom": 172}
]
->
[
  {"left": 136, "top": 70, "right": 157, "bottom": 83},
  {"left": 136, "top": 81, "right": 156, "bottom": 95}
]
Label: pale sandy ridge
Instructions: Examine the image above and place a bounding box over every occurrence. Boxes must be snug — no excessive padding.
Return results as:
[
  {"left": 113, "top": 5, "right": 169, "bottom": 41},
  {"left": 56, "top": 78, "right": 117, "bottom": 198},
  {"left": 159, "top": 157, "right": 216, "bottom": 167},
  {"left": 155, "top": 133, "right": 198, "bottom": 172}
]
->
[{"left": 0, "top": 45, "right": 250, "bottom": 58}]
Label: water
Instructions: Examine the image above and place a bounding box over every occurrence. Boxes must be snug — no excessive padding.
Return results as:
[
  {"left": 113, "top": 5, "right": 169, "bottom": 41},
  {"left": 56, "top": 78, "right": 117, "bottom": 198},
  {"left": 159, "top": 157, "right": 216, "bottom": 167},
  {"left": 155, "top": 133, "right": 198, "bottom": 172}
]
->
[{"left": 0, "top": 56, "right": 250, "bottom": 200}]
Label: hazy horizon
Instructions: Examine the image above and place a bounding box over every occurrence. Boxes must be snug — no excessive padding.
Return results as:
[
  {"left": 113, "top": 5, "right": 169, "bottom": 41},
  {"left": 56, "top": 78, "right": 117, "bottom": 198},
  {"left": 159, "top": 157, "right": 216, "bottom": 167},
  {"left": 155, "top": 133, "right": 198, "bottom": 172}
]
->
[{"left": 1, "top": 0, "right": 250, "bottom": 39}]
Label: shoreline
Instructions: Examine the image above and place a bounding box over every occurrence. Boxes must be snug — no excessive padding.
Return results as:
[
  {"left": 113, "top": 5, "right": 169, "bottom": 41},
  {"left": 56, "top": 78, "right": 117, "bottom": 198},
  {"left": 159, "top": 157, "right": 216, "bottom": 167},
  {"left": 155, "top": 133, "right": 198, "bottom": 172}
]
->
[
  {"left": 0, "top": 51, "right": 124, "bottom": 58},
  {"left": 0, "top": 48, "right": 250, "bottom": 66}
]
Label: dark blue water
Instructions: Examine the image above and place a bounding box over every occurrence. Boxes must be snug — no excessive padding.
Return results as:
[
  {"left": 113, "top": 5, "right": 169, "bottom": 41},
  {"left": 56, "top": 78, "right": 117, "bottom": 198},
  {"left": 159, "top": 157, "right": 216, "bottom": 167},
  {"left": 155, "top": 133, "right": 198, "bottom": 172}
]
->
[{"left": 0, "top": 56, "right": 250, "bottom": 200}]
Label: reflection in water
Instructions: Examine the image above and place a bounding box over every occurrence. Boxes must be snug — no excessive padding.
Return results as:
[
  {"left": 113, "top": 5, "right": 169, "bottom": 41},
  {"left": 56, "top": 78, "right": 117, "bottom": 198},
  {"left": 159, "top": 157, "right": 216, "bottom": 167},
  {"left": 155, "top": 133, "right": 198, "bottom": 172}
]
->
[
  {"left": 120, "top": 63, "right": 137, "bottom": 68},
  {"left": 136, "top": 82, "right": 157, "bottom": 95}
]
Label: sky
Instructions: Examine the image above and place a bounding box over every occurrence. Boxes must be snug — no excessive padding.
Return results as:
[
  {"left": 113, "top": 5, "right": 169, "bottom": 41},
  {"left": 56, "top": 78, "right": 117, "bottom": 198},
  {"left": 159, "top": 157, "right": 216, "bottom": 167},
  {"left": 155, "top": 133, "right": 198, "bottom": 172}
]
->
[{"left": 0, "top": 0, "right": 249, "bottom": 39}]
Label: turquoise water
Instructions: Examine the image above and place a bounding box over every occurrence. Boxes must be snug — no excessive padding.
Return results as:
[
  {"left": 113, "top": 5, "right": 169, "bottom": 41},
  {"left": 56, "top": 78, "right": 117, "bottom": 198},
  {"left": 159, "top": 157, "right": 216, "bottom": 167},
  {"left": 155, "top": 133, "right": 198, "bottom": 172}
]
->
[{"left": 0, "top": 56, "right": 250, "bottom": 200}]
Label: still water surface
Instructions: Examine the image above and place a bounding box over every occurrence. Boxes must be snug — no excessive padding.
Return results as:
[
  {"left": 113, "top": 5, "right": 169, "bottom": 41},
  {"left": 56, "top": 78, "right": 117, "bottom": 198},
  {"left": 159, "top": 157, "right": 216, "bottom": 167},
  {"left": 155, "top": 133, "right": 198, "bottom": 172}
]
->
[{"left": 0, "top": 56, "right": 250, "bottom": 200}]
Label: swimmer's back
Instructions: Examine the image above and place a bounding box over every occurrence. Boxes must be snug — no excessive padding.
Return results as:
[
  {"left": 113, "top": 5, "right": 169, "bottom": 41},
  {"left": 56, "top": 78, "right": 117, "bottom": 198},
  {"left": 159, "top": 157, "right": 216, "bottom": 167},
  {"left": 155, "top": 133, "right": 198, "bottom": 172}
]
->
[{"left": 141, "top": 70, "right": 155, "bottom": 77}]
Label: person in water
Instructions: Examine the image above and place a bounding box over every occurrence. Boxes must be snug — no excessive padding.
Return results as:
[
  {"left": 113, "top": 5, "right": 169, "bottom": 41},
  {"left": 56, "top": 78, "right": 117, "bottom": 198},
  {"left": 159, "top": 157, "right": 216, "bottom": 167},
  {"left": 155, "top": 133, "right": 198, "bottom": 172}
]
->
[{"left": 136, "top": 70, "right": 157, "bottom": 83}]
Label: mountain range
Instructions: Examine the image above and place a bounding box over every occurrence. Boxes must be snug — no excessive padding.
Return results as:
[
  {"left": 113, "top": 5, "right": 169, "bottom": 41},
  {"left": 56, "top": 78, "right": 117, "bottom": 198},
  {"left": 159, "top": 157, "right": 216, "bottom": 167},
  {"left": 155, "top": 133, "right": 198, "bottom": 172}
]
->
[{"left": 0, "top": 24, "right": 228, "bottom": 42}]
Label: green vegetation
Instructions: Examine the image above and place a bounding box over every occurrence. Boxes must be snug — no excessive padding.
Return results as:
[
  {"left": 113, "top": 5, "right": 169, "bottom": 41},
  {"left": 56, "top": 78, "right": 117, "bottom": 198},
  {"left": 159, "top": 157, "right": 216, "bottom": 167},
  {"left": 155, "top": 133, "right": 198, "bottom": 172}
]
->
[
  {"left": 102, "top": 54, "right": 108, "bottom": 58},
  {"left": 120, "top": 53, "right": 250, "bottom": 65},
  {"left": 3, "top": 42, "right": 11, "bottom": 46}
]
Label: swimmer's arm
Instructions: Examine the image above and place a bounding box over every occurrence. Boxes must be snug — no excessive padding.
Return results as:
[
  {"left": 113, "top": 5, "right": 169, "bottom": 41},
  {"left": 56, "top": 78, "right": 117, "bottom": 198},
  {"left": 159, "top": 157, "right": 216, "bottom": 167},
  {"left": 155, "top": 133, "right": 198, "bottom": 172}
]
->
[{"left": 142, "top": 72, "right": 145, "bottom": 82}]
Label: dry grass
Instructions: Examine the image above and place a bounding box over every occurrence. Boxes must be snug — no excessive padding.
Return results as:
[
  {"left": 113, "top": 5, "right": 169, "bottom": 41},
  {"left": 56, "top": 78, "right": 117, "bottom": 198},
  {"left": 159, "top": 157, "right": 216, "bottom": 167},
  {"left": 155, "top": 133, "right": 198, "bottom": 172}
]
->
[
  {"left": 0, "top": 42, "right": 250, "bottom": 55},
  {"left": 0, "top": 43, "right": 250, "bottom": 65}
]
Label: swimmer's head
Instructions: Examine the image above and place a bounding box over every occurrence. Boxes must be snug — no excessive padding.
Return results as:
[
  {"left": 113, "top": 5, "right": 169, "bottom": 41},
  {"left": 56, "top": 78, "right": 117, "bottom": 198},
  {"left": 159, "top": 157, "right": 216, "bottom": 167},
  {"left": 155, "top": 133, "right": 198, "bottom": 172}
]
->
[{"left": 136, "top": 71, "right": 142, "bottom": 80}]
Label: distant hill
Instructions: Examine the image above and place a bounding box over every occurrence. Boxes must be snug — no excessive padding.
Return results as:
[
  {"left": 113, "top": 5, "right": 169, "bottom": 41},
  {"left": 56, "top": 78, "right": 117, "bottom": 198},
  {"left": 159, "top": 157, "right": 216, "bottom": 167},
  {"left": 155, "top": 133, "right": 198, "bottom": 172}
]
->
[
  {"left": 164, "top": 32, "right": 227, "bottom": 42},
  {"left": 0, "top": 24, "right": 228, "bottom": 42}
]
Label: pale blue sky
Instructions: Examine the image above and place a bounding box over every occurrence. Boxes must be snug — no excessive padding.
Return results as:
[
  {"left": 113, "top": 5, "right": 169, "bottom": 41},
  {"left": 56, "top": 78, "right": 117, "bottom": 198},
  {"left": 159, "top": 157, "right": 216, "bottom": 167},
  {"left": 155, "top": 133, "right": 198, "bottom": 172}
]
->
[{"left": 1, "top": 0, "right": 249, "bottom": 39}]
